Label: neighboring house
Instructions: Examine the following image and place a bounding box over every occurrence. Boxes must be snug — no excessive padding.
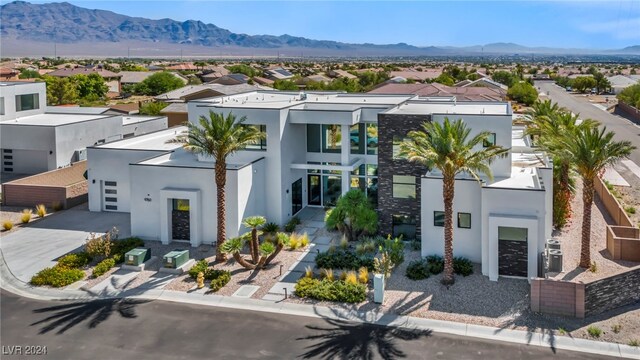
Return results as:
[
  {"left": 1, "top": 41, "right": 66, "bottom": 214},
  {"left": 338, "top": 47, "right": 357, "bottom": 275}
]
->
[
  {"left": 265, "top": 67, "right": 294, "bottom": 81},
  {"left": 252, "top": 76, "right": 275, "bottom": 86},
  {"left": 327, "top": 69, "right": 357, "bottom": 80},
  {"left": 0, "top": 67, "right": 20, "bottom": 81},
  {"left": 119, "top": 71, "right": 188, "bottom": 88},
  {"left": 390, "top": 69, "right": 441, "bottom": 82},
  {"left": 47, "top": 66, "right": 122, "bottom": 93},
  {"left": 155, "top": 83, "right": 269, "bottom": 127},
  {"left": 608, "top": 75, "right": 640, "bottom": 94},
  {"left": 463, "top": 77, "right": 509, "bottom": 91},
  {"left": 304, "top": 74, "right": 331, "bottom": 83},
  {"left": 199, "top": 66, "right": 230, "bottom": 82},
  {"left": 108, "top": 102, "right": 140, "bottom": 115},
  {"left": 209, "top": 74, "right": 250, "bottom": 85},
  {"left": 369, "top": 83, "right": 507, "bottom": 101},
  {"left": 0, "top": 82, "right": 168, "bottom": 175},
  {"left": 87, "top": 91, "right": 552, "bottom": 282}
]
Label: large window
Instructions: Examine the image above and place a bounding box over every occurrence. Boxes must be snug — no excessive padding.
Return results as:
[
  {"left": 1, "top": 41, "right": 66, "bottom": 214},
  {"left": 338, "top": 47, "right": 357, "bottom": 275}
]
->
[
  {"left": 309, "top": 123, "right": 376, "bottom": 155},
  {"left": 393, "top": 215, "right": 416, "bottom": 240},
  {"left": 15, "top": 93, "right": 39, "bottom": 112},
  {"left": 245, "top": 125, "right": 267, "bottom": 150},
  {"left": 392, "top": 175, "right": 416, "bottom": 199},
  {"left": 351, "top": 164, "right": 378, "bottom": 206},
  {"left": 483, "top": 133, "right": 496, "bottom": 147},
  {"left": 307, "top": 163, "right": 342, "bottom": 207}
]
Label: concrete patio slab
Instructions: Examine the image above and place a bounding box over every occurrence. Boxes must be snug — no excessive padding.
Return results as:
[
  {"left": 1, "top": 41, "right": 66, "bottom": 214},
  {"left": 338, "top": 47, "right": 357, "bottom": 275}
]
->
[
  {"left": 305, "top": 221, "right": 326, "bottom": 229},
  {"left": 297, "top": 251, "right": 317, "bottom": 262},
  {"left": 267, "top": 281, "right": 296, "bottom": 295},
  {"left": 299, "top": 227, "right": 318, "bottom": 236},
  {"left": 279, "top": 270, "right": 304, "bottom": 283},
  {"left": 313, "top": 236, "right": 332, "bottom": 245},
  {"left": 288, "top": 260, "right": 314, "bottom": 273}
]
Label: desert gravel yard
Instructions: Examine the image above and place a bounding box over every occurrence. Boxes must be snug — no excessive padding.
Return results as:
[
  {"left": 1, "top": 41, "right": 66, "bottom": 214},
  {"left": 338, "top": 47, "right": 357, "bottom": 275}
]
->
[{"left": 549, "top": 178, "right": 640, "bottom": 282}]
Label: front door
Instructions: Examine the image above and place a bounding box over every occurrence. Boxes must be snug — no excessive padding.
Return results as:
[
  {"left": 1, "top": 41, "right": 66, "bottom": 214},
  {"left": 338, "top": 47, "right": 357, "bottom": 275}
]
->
[
  {"left": 498, "top": 226, "right": 528, "bottom": 277},
  {"left": 172, "top": 199, "right": 190, "bottom": 241},
  {"left": 292, "top": 178, "right": 302, "bottom": 215},
  {"left": 308, "top": 174, "right": 321, "bottom": 206}
]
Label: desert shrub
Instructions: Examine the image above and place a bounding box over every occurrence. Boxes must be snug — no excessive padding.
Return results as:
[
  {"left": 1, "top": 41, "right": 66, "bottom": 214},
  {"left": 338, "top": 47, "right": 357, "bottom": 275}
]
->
[
  {"left": 339, "top": 270, "right": 347, "bottom": 281},
  {"left": 2, "top": 220, "right": 13, "bottom": 231},
  {"left": 30, "top": 266, "right": 84, "bottom": 287},
  {"left": 589, "top": 261, "right": 598, "bottom": 273},
  {"left": 426, "top": 255, "right": 444, "bottom": 275},
  {"left": 380, "top": 235, "right": 404, "bottom": 267},
  {"left": 453, "top": 257, "right": 473, "bottom": 276},
  {"left": 209, "top": 270, "right": 231, "bottom": 292},
  {"left": 320, "top": 268, "right": 335, "bottom": 281},
  {"left": 626, "top": 206, "right": 636, "bottom": 215},
  {"left": 294, "top": 277, "right": 366, "bottom": 303},
  {"left": 21, "top": 209, "right": 32, "bottom": 224},
  {"left": 355, "top": 239, "right": 377, "bottom": 255},
  {"left": 344, "top": 271, "right": 358, "bottom": 285},
  {"left": 188, "top": 259, "right": 210, "bottom": 279},
  {"left": 52, "top": 201, "right": 63, "bottom": 212},
  {"left": 305, "top": 266, "right": 314, "bottom": 278},
  {"left": 57, "top": 252, "right": 92, "bottom": 269},
  {"left": 289, "top": 233, "right": 300, "bottom": 250},
  {"left": 315, "top": 249, "right": 375, "bottom": 271},
  {"left": 299, "top": 233, "right": 309, "bottom": 248},
  {"left": 358, "top": 267, "right": 369, "bottom": 284},
  {"left": 85, "top": 230, "right": 117, "bottom": 260},
  {"left": 263, "top": 222, "right": 280, "bottom": 233},
  {"left": 284, "top": 217, "right": 299, "bottom": 232},
  {"left": 587, "top": 325, "right": 602, "bottom": 338},
  {"left": 629, "top": 339, "right": 639, "bottom": 347},
  {"left": 36, "top": 204, "right": 47, "bottom": 218},
  {"left": 612, "top": 324, "right": 621, "bottom": 334},
  {"left": 92, "top": 258, "right": 116, "bottom": 278},
  {"left": 409, "top": 239, "right": 421, "bottom": 251},
  {"left": 406, "top": 259, "right": 430, "bottom": 280}
]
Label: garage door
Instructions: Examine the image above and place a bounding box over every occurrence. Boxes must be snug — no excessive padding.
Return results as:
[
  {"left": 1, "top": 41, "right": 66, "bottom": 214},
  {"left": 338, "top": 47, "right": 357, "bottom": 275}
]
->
[
  {"left": 103, "top": 180, "right": 118, "bottom": 212},
  {"left": 498, "top": 226, "right": 528, "bottom": 277}
]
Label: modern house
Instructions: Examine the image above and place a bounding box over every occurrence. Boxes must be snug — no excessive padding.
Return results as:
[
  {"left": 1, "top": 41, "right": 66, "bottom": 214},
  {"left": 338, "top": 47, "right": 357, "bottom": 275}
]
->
[
  {"left": 0, "top": 82, "right": 168, "bottom": 174},
  {"left": 87, "top": 90, "right": 552, "bottom": 281}
]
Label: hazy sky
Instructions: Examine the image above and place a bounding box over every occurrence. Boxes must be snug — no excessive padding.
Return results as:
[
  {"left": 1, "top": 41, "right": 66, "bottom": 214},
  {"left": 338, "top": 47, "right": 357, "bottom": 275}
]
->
[{"left": 31, "top": 0, "right": 640, "bottom": 49}]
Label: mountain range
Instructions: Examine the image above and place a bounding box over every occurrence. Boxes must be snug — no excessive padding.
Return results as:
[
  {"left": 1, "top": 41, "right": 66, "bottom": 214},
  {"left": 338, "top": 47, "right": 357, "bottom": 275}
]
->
[{"left": 1, "top": 1, "right": 639, "bottom": 58}]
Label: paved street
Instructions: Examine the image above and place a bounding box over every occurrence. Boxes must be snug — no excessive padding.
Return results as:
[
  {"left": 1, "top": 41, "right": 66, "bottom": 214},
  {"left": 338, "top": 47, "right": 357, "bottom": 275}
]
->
[
  {"left": 0, "top": 290, "right": 615, "bottom": 360},
  {"left": 536, "top": 81, "right": 640, "bottom": 164}
]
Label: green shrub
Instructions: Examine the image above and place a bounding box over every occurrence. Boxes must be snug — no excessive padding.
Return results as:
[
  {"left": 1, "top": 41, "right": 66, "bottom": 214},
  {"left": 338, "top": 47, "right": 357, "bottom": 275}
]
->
[
  {"left": 111, "top": 237, "right": 145, "bottom": 261},
  {"left": 30, "top": 266, "right": 85, "bottom": 287},
  {"left": 294, "top": 277, "right": 366, "bottom": 303},
  {"left": 2, "top": 220, "right": 13, "bottom": 231},
  {"left": 92, "top": 258, "right": 116, "bottom": 278},
  {"left": 57, "top": 252, "right": 92, "bottom": 269},
  {"left": 263, "top": 222, "right": 280, "bottom": 233},
  {"left": 625, "top": 206, "right": 636, "bottom": 215},
  {"left": 85, "top": 233, "right": 113, "bottom": 260},
  {"left": 209, "top": 270, "right": 231, "bottom": 292},
  {"left": 315, "top": 249, "right": 375, "bottom": 271},
  {"left": 380, "top": 235, "right": 404, "bottom": 267},
  {"left": 587, "top": 325, "right": 602, "bottom": 338},
  {"left": 189, "top": 259, "right": 210, "bottom": 279},
  {"left": 406, "top": 259, "right": 430, "bottom": 280},
  {"left": 409, "top": 239, "right": 421, "bottom": 251},
  {"left": 426, "top": 255, "right": 444, "bottom": 274},
  {"left": 355, "top": 239, "right": 377, "bottom": 255},
  {"left": 453, "top": 257, "right": 473, "bottom": 276}
]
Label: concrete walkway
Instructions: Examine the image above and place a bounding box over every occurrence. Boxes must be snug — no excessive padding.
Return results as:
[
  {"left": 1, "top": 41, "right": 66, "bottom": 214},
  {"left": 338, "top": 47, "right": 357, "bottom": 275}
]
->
[
  {"left": 262, "top": 207, "right": 337, "bottom": 301},
  {"left": 0, "top": 205, "right": 130, "bottom": 282}
]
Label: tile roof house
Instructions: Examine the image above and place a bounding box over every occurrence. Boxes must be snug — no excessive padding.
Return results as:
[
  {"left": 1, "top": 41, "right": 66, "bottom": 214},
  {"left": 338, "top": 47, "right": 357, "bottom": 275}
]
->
[
  {"left": 47, "top": 66, "right": 122, "bottom": 93},
  {"left": 0, "top": 67, "right": 19, "bottom": 81},
  {"left": 327, "top": 69, "right": 357, "bottom": 79},
  {"left": 369, "top": 83, "right": 506, "bottom": 101},
  {"left": 209, "top": 74, "right": 250, "bottom": 85},
  {"left": 119, "top": 71, "right": 188, "bottom": 86},
  {"left": 265, "top": 67, "right": 294, "bottom": 80}
]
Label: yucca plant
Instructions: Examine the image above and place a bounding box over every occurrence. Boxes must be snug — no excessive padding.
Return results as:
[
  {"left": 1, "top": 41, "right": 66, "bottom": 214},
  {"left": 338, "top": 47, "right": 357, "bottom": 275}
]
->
[
  {"left": 221, "top": 216, "right": 288, "bottom": 270},
  {"left": 35, "top": 204, "right": 47, "bottom": 218},
  {"left": 21, "top": 209, "right": 33, "bottom": 224}
]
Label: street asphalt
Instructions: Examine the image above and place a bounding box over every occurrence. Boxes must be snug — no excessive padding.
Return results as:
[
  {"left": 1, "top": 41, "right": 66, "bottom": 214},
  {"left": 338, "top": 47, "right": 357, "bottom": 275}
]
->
[
  {"left": 0, "top": 290, "right": 617, "bottom": 360},
  {"left": 535, "top": 81, "right": 640, "bottom": 164}
]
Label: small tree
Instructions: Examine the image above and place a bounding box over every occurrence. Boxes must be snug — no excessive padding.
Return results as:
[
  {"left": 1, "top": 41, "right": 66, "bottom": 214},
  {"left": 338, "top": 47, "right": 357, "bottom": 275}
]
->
[
  {"left": 139, "top": 101, "right": 169, "bottom": 115},
  {"left": 508, "top": 82, "right": 538, "bottom": 106},
  {"left": 44, "top": 76, "right": 78, "bottom": 105},
  {"left": 325, "top": 190, "right": 377, "bottom": 242},
  {"left": 135, "top": 71, "right": 184, "bottom": 96},
  {"left": 72, "top": 73, "right": 108, "bottom": 100}
]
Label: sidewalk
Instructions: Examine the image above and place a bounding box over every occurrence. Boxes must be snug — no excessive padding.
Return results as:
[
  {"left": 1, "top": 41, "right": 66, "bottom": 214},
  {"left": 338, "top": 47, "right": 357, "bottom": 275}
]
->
[{"left": 1, "top": 244, "right": 638, "bottom": 359}]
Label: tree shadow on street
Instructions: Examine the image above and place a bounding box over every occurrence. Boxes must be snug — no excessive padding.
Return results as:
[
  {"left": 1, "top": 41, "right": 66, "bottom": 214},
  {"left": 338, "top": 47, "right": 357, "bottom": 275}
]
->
[
  {"left": 296, "top": 308, "right": 431, "bottom": 360},
  {"left": 29, "top": 283, "right": 155, "bottom": 334}
]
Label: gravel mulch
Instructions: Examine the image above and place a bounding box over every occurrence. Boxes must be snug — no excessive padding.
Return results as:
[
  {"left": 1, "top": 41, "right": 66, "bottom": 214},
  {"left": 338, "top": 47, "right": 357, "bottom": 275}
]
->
[
  {"left": 550, "top": 178, "right": 640, "bottom": 282},
  {"left": 165, "top": 245, "right": 308, "bottom": 299}
]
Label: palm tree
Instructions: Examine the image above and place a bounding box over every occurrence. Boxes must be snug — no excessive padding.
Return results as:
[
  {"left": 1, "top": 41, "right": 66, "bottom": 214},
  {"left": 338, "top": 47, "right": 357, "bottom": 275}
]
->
[
  {"left": 563, "top": 127, "right": 634, "bottom": 268},
  {"left": 525, "top": 99, "right": 565, "bottom": 123},
  {"left": 173, "top": 111, "right": 264, "bottom": 261},
  {"left": 243, "top": 216, "right": 266, "bottom": 264},
  {"left": 400, "top": 118, "right": 508, "bottom": 285},
  {"left": 526, "top": 111, "right": 598, "bottom": 229}
]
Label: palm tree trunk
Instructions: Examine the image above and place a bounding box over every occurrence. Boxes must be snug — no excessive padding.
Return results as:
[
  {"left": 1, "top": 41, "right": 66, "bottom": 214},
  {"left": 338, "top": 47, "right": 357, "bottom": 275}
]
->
[
  {"left": 215, "top": 161, "right": 227, "bottom": 262},
  {"left": 442, "top": 175, "right": 455, "bottom": 285},
  {"left": 579, "top": 177, "right": 595, "bottom": 268},
  {"left": 250, "top": 228, "right": 259, "bottom": 264},
  {"left": 233, "top": 252, "right": 256, "bottom": 270}
]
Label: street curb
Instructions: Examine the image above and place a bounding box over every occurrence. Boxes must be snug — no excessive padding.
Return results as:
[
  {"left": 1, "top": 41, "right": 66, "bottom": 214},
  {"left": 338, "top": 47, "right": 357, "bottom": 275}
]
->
[{"left": 1, "top": 250, "right": 639, "bottom": 359}]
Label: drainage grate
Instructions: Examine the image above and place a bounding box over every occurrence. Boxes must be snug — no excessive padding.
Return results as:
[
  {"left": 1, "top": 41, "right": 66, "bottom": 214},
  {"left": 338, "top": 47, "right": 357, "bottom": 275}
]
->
[{"left": 232, "top": 285, "right": 260, "bottom": 298}]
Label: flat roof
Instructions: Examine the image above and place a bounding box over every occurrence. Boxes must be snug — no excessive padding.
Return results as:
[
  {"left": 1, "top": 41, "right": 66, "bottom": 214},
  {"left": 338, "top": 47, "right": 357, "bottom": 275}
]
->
[
  {"left": 192, "top": 91, "right": 414, "bottom": 110},
  {"left": 46, "top": 106, "right": 110, "bottom": 115},
  {"left": 384, "top": 99, "right": 511, "bottom": 115},
  {"left": 122, "top": 115, "right": 165, "bottom": 125},
  {"left": 94, "top": 126, "right": 187, "bottom": 151},
  {"left": 136, "top": 147, "right": 264, "bottom": 169},
  {"left": 0, "top": 113, "right": 114, "bottom": 126},
  {"left": 489, "top": 166, "right": 540, "bottom": 190},
  {"left": 0, "top": 81, "right": 42, "bottom": 87}
]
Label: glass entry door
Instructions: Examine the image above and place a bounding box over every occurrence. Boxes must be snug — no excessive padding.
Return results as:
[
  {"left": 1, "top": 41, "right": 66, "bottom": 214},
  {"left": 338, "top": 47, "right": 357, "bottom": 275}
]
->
[
  {"left": 308, "top": 174, "right": 321, "bottom": 206},
  {"left": 292, "top": 178, "right": 303, "bottom": 215}
]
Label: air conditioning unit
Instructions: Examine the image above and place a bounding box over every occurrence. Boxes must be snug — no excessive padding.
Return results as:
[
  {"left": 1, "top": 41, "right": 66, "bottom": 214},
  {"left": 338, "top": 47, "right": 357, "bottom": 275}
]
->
[
  {"left": 548, "top": 249, "right": 563, "bottom": 273},
  {"left": 546, "top": 238, "right": 561, "bottom": 251}
]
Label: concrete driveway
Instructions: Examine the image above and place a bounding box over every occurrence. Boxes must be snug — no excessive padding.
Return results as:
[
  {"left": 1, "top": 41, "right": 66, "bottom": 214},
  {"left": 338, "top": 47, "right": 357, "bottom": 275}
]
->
[{"left": 0, "top": 205, "right": 130, "bottom": 282}]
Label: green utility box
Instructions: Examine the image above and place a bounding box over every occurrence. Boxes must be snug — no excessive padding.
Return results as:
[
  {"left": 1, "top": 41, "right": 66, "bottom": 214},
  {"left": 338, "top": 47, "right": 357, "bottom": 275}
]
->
[
  {"left": 125, "top": 248, "right": 151, "bottom": 266},
  {"left": 163, "top": 249, "right": 189, "bottom": 269}
]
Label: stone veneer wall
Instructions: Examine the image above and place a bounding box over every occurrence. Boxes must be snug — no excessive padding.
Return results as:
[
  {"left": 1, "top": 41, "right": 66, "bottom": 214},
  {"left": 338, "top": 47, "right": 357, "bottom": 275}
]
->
[
  {"left": 584, "top": 266, "right": 640, "bottom": 317},
  {"left": 377, "top": 113, "right": 430, "bottom": 239},
  {"left": 172, "top": 210, "right": 190, "bottom": 240}
]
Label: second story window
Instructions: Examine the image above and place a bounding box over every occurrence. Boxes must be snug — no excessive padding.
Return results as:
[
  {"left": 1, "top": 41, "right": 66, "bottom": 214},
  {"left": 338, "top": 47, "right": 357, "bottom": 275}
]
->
[
  {"left": 483, "top": 133, "right": 496, "bottom": 147},
  {"left": 392, "top": 175, "right": 416, "bottom": 199},
  {"left": 15, "top": 93, "right": 39, "bottom": 112},
  {"left": 245, "top": 125, "right": 267, "bottom": 151}
]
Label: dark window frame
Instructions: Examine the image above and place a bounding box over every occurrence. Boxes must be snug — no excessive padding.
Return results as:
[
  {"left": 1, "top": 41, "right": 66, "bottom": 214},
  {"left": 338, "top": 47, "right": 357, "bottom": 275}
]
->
[
  {"left": 457, "top": 212, "right": 471, "bottom": 229},
  {"left": 483, "top": 133, "right": 496, "bottom": 147},
  {"left": 434, "top": 211, "right": 445, "bottom": 227}
]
